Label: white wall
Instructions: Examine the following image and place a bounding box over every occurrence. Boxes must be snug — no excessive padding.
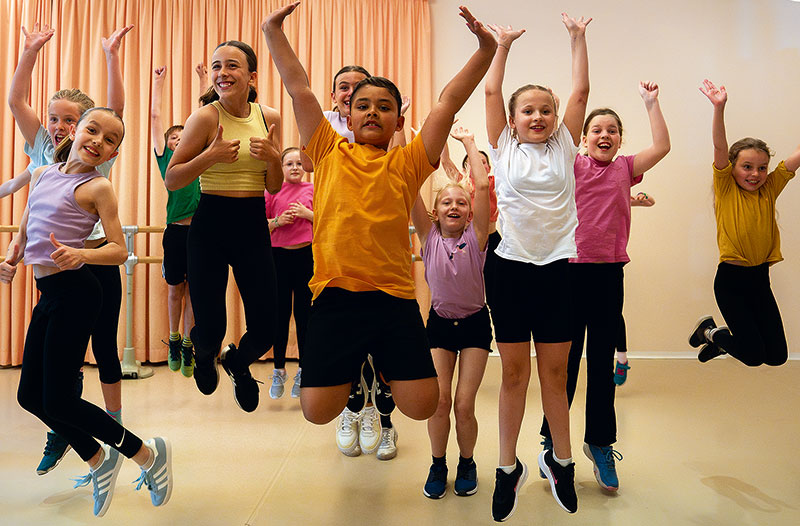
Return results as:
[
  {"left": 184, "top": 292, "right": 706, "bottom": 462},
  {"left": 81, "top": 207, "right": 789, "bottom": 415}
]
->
[{"left": 429, "top": 0, "right": 800, "bottom": 355}]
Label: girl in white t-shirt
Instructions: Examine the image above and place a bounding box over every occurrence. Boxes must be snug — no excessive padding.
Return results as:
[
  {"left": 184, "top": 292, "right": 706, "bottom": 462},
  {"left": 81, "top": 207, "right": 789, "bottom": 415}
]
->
[{"left": 483, "top": 14, "right": 590, "bottom": 519}]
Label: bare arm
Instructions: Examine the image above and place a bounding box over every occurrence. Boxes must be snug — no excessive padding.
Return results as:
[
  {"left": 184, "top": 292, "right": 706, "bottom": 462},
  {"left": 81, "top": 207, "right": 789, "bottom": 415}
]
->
[
  {"left": 261, "top": 2, "right": 323, "bottom": 146},
  {"left": 484, "top": 25, "right": 525, "bottom": 147},
  {"left": 8, "top": 25, "right": 54, "bottom": 147},
  {"left": 250, "top": 105, "right": 284, "bottom": 194},
  {"left": 151, "top": 66, "right": 167, "bottom": 155},
  {"left": 784, "top": 147, "right": 800, "bottom": 173},
  {"left": 560, "top": 13, "right": 592, "bottom": 146},
  {"left": 699, "top": 79, "right": 729, "bottom": 170},
  {"left": 196, "top": 62, "right": 208, "bottom": 97},
  {"left": 388, "top": 96, "right": 411, "bottom": 149},
  {"left": 0, "top": 169, "right": 32, "bottom": 198},
  {"left": 411, "top": 194, "right": 433, "bottom": 246},
  {"left": 453, "top": 127, "right": 490, "bottom": 250},
  {"left": 632, "top": 81, "right": 670, "bottom": 176},
  {"left": 102, "top": 25, "right": 133, "bottom": 117},
  {"left": 440, "top": 137, "right": 464, "bottom": 182},
  {"left": 420, "top": 7, "right": 497, "bottom": 166}
]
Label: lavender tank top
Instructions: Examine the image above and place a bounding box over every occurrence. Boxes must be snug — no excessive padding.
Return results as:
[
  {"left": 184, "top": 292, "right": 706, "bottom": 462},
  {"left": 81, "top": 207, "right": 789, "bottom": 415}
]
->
[
  {"left": 422, "top": 223, "right": 487, "bottom": 319},
  {"left": 24, "top": 164, "right": 102, "bottom": 268}
]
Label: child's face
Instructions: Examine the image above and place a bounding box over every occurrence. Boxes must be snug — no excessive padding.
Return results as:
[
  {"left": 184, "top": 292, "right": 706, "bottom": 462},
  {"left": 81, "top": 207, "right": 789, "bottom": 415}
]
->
[
  {"left": 331, "top": 71, "right": 368, "bottom": 118},
  {"left": 434, "top": 186, "right": 472, "bottom": 236},
  {"left": 47, "top": 99, "right": 82, "bottom": 146},
  {"left": 71, "top": 111, "right": 123, "bottom": 166},
  {"left": 347, "top": 85, "right": 403, "bottom": 148},
  {"left": 509, "top": 90, "right": 557, "bottom": 144},
  {"left": 732, "top": 148, "right": 770, "bottom": 191},
  {"left": 282, "top": 150, "right": 305, "bottom": 183},
  {"left": 210, "top": 46, "right": 256, "bottom": 100},
  {"left": 583, "top": 114, "right": 621, "bottom": 162},
  {"left": 166, "top": 129, "right": 182, "bottom": 150}
]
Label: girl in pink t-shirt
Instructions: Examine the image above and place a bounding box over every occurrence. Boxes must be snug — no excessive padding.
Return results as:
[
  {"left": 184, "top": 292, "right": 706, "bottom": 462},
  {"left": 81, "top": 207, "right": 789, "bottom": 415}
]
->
[
  {"left": 265, "top": 147, "right": 314, "bottom": 400},
  {"left": 410, "top": 126, "right": 491, "bottom": 500},
  {"left": 540, "top": 82, "right": 669, "bottom": 493}
]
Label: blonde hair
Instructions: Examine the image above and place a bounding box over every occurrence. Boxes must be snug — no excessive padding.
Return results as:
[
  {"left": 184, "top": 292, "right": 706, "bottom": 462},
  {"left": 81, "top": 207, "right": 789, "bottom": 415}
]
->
[
  {"left": 50, "top": 89, "right": 95, "bottom": 115},
  {"left": 433, "top": 182, "right": 471, "bottom": 211}
]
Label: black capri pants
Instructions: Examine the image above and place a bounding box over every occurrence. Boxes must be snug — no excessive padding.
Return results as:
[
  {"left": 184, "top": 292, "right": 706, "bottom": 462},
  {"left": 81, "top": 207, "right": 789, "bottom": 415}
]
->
[{"left": 271, "top": 244, "right": 313, "bottom": 369}]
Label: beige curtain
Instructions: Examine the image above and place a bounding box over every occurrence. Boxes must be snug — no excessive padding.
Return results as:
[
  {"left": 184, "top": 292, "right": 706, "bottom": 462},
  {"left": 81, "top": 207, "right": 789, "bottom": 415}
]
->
[{"left": 0, "top": 0, "right": 432, "bottom": 366}]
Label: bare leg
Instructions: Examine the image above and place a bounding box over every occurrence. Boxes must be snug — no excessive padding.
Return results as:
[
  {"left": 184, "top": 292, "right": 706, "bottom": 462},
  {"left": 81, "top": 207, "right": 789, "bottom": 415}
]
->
[
  {"left": 497, "top": 341, "right": 531, "bottom": 466},
  {"left": 300, "top": 384, "right": 352, "bottom": 424},
  {"left": 453, "top": 348, "right": 489, "bottom": 458},
  {"left": 100, "top": 381, "right": 122, "bottom": 413},
  {"left": 427, "top": 348, "right": 457, "bottom": 457},
  {"left": 167, "top": 282, "right": 185, "bottom": 334},
  {"left": 182, "top": 284, "right": 195, "bottom": 334},
  {"left": 390, "top": 377, "right": 439, "bottom": 421},
  {"left": 534, "top": 341, "right": 572, "bottom": 459}
]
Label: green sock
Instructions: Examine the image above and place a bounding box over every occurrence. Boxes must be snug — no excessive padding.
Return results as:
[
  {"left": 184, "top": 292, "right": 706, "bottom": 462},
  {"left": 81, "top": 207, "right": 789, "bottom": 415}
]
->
[
  {"left": 182, "top": 335, "right": 193, "bottom": 348},
  {"left": 106, "top": 408, "right": 122, "bottom": 425},
  {"left": 169, "top": 332, "right": 181, "bottom": 342}
]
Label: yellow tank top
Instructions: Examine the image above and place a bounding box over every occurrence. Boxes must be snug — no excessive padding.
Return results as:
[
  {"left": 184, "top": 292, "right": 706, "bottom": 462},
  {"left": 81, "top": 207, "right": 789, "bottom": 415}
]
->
[{"left": 199, "top": 101, "right": 270, "bottom": 192}]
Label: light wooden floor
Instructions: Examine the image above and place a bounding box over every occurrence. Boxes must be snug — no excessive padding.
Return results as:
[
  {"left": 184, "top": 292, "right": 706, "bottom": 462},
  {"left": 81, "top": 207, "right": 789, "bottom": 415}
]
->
[{"left": 1, "top": 357, "right": 799, "bottom": 525}]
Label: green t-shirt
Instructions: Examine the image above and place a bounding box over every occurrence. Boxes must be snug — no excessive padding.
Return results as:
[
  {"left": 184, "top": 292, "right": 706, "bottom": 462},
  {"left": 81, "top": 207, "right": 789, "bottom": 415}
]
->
[{"left": 157, "top": 148, "right": 200, "bottom": 224}]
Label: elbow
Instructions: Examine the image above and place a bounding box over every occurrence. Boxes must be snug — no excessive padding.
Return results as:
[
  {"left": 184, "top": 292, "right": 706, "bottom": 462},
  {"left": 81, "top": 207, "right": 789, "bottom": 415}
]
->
[
  {"left": 113, "top": 246, "right": 128, "bottom": 265},
  {"left": 265, "top": 182, "right": 282, "bottom": 195}
]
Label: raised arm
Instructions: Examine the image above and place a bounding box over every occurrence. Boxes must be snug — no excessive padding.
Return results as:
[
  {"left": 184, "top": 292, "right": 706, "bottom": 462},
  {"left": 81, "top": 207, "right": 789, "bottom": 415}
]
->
[
  {"left": 150, "top": 66, "right": 167, "bottom": 155},
  {"left": 699, "top": 79, "right": 729, "bottom": 170},
  {"left": 261, "top": 2, "right": 323, "bottom": 146},
  {"left": 485, "top": 25, "right": 525, "bottom": 147},
  {"left": 784, "top": 146, "right": 800, "bottom": 173},
  {"left": 440, "top": 138, "right": 464, "bottom": 182},
  {"left": 453, "top": 127, "right": 490, "bottom": 250},
  {"left": 420, "top": 7, "right": 497, "bottom": 166},
  {"left": 560, "top": 13, "right": 591, "bottom": 146},
  {"left": 196, "top": 62, "right": 208, "bottom": 97},
  {"left": 632, "top": 81, "right": 670, "bottom": 176},
  {"left": 0, "top": 169, "right": 33, "bottom": 198},
  {"left": 411, "top": 193, "right": 433, "bottom": 246},
  {"left": 7, "top": 25, "right": 54, "bottom": 146},
  {"left": 101, "top": 25, "right": 133, "bottom": 117}
]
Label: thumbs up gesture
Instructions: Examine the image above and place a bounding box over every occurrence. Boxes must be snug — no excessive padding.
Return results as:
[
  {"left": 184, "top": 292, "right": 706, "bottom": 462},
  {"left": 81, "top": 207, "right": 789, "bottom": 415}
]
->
[
  {"left": 0, "top": 241, "right": 22, "bottom": 284},
  {"left": 250, "top": 123, "right": 280, "bottom": 163},
  {"left": 49, "top": 233, "right": 84, "bottom": 270},
  {"left": 206, "top": 125, "right": 240, "bottom": 164}
]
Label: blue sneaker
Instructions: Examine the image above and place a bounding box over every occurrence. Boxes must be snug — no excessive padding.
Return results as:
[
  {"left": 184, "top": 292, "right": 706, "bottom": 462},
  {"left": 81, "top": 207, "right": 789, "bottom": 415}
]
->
[
  {"left": 36, "top": 431, "right": 72, "bottom": 475},
  {"left": 134, "top": 437, "right": 173, "bottom": 507},
  {"left": 90, "top": 443, "right": 123, "bottom": 517},
  {"left": 583, "top": 443, "right": 622, "bottom": 491},
  {"left": 454, "top": 460, "right": 478, "bottom": 496},
  {"left": 538, "top": 436, "right": 552, "bottom": 479},
  {"left": 613, "top": 361, "right": 630, "bottom": 386},
  {"left": 423, "top": 463, "right": 448, "bottom": 499}
]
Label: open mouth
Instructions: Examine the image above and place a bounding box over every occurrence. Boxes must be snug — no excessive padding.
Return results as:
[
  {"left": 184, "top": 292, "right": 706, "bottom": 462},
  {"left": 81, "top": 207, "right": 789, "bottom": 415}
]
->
[
  {"left": 217, "top": 81, "right": 233, "bottom": 89},
  {"left": 598, "top": 142, "right": 612, "bottom": 151},
  {"left": 83, "top": 145, "right": 100, "bottom": 157},
  {"left": 531, "top": 125, "right": 545, "bottom": 132},
  {"left": 364, "top": 121, "right": 380, "bottom": 129},
  {"left": 54, "top": 134, "right": 66, "bottom": 144}
]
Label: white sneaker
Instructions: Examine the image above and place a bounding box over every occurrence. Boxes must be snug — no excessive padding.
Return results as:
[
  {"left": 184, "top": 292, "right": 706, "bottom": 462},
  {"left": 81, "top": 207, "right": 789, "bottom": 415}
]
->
[
  {"left": 376, "top": 426, "right": 398, "bottom": 460},
  {"left": 336, "top": 408, "right": 361, "bottom": 457},
  {"left": 290, "top": 370, "right": 302, "bottom": 399},
  {"left": 269, "top": 369, "right": 288, "bottom": 399},
  {"left": 359, "top": 406, "right": 381, "bottom": 455}
]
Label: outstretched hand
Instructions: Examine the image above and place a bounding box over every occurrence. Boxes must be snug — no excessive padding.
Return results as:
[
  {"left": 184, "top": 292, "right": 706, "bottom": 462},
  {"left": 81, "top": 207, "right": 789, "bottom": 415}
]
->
[
  {"left": 561, "top": 13, "right": 592, "bottom": 37},
  {"left": 102, "top": 25, "right": 134, "bottom": 56},
  {"left": 400, "top": 96, "right": 411, "bottom": 116},
  {"left": 195, "top": 62, "right": 207, "bottom": 79},
  {"left": 49, "top": 233, "right": 83, "bottom": 270},
  {"left": 450, "top": 125, "right": 474, "bottom": 143},
  {"left": 699, "top": 79, "right": 727, "bottom": 107},
  {"left": 487, "top": 24, "right": 526, "bottom": 48},
  {"left": 459, "top": 6, "right": 496, "bottom": 50},
  {"left": 261, "top": 1, "right": 300, "bottom": 34},
  {"left": 154, "top": 66, "right": 166, "bottom": 81},
  {"left": 22, "top": 24, "right": 55, "bottom": 53},
  {"left": 638, "top": 81, "right": 659, "bottom": 103}
]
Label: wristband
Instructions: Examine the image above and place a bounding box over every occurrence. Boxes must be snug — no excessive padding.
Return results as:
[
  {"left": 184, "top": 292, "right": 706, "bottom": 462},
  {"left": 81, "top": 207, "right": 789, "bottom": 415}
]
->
[{"left": 273, "top": 217, "right": 279, "bottom": 226}]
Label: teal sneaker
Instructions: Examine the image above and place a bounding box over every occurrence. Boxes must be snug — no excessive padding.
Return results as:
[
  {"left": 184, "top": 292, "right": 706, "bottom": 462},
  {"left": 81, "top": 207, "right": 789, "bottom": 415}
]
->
[
  {"left": 134, "top": 437, "right": 173, "bottom": 507},
  {"left": 90, "top": 443, "right": 123, "bottom": 517},
  {"left": 36, "top": 431, "right": 72, "bottom": 475},
  {"left": 613, "top": 361, "right": 630, "bottom": 386},
  {"left": 167, "top": 339, "right": 181, "bottom": 371},
  {"left": 583, "top": 443, "right": 622, "bottom": 491}
]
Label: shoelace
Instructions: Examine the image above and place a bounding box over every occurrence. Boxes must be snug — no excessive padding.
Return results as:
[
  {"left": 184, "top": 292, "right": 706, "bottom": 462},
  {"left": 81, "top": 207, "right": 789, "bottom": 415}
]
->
[
  {"left": 379, "top": 429, "right": 394, "bottom": 448},
  {"left": 339, "top": 411, "right": 357, "bottom": 432},
  {"left": 360, "top": 410, "right": 376, "bottom": 434},
  {"left": 133, "top": 470, "right": 154, "bottom": 491},
  {"left": 601, "top": 448, "right": 623, "bottom": 465},
  {"left": 71, "top": 472, "right": 92, "bottom": 489}
]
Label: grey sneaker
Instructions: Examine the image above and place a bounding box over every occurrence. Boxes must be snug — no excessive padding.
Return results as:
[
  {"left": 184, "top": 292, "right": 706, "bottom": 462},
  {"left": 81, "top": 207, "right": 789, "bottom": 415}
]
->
[
  {"left": 90, "top": 443, "right": 123, "bottom": 517},
  {"left": 336, "top": 408, "right": 361, "bottom": 457},
  {"left": 290, "top": 370, "right": 302, "bottom": 398},
  {"left": 134, "top": 437, "right": 173, "bottom": 507},
  {"left": 376, "top": 427, "right": 398, "bottom": 460},
  {"left": 269, "top": 369, "right": 288, "bottom": 399}
]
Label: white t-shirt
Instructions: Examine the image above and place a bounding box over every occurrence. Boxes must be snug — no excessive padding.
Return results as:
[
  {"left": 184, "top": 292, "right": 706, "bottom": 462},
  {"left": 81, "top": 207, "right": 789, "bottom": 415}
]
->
[
  {"left": 323, "top": 110, "right": 354, "bottom": 143},
  {"left": 489, "top": 123, "right": 579, "bottom": 265}
]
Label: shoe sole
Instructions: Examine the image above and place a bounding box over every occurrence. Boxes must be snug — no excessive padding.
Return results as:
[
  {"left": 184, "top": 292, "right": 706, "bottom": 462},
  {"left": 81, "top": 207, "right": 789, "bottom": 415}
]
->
[
  {"left": 537, "top": 452, "right": 576, "bottom": 513},
  {"left": 582, "top": 443, "right": 618, "bottom": 492},
  {"left": 454, "top": 482, "right": 478, "bottom": 496},
  {"left": 423, "top": 489, "right": 446, "bottom": 499},
  {"left": 337, "top": 443, "right": 361, "bottom": 457},
  {"left": 269, "top": 387, "right": 285, "bottom": 399},
  {"left": 688, "top": 316, "right": 714, "bottom": 348},
  {"left": 37, "top": 444, "right": 72, "bottom": 475},
  {"left": 95, "top": 447, "right": 124, "bottom": 517},
  {"left": 494, "top": 460, "right": 528, "bottom": 521}
]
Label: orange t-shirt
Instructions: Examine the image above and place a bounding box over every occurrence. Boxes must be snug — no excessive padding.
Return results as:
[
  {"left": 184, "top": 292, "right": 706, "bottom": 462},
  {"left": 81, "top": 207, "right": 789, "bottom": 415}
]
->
[{"left": 305, "top": 118, "right": 437, "bottom": 300}]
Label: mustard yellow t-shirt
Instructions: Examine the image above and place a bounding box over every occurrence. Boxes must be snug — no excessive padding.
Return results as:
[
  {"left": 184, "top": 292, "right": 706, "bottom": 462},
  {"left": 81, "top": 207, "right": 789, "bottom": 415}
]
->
[
  {"left": 714, "top": 160, "right": 795, "bottom": 266},
  {"left": 305, "top": 118, "right": 436, "bottom": 300}
]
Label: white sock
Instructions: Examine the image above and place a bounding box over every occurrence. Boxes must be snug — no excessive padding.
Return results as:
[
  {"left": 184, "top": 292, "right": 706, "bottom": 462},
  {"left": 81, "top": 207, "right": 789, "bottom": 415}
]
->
[
  {"left": 141, "top": 445, "right": 155, "bottom": 470},
  {"left": 552, "top": 452, "right": 572, "bottom": 467},
  {"left": 499, "top": 463, "right": 516, "bottom": 474}
]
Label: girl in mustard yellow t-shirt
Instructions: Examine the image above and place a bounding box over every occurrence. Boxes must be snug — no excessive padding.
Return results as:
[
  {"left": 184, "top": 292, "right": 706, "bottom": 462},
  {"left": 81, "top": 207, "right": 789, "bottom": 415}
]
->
[{"left": 688, "top": 80, "right": 800, "bottom": 366}]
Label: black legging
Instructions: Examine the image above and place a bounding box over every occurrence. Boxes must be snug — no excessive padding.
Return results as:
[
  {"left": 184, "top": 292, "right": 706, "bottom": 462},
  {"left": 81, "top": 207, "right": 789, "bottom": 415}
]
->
[
  {"left": 187, "top": 194, "right": 278, "bottom": 372},
  {"left": 713, "top": 262, "right": 787, "bottom": 366},
  {"left": 541, "top": 262, "right": 623, "bottom": 447},
  {"left": 484, "top": 230, "right": 501, "bottom": 314},
  {"left": 616, "top": 314, "right": 627, "bottom": 354},
  {"left": 86, "top": 261, "right": 123, "bottom": 384},
  {"left": 17, "top": 267, "right": 142, "bottom": 461},
  {"left": 271, "top": 245, "right": 313, "bottom": 369}
]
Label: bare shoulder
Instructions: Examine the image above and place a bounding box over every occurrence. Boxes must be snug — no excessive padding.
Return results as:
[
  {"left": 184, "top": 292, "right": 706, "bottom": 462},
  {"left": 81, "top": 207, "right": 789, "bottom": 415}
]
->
[{"left": 260, "top": 104, "right": 281, "bottom": 126}]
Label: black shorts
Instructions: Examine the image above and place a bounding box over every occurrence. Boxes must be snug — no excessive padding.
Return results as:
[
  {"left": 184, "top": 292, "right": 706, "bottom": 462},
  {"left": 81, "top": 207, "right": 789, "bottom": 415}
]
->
[
  {"left": 491, "top": 256, "right": 572, "bottom": 344},
  {"left": 162, "top": 223, "right": 190, "bottom": 286},
  {"left": 301, "top": 287, "right": 437, "bottom": 387},
  {"left": 427, "top": 305, "right": 493, "bottom": 352}
]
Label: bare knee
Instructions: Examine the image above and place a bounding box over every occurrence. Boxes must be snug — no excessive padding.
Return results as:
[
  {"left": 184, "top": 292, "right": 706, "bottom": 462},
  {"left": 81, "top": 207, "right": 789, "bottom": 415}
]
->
[
  {"left": 453, "top": 397, "right": 476, "bottom": 423},
  {"left": 168, "top": 283, "right": 185, "bottom": 303},
  {"left": 501, "top": 366, "right": 530, "bottom": 390},
  {"left": 300, "top": 403, "right": 341, "bottom": 425},
  {"left": 434, "top": 395, "right": 453, "bottom": 418}
]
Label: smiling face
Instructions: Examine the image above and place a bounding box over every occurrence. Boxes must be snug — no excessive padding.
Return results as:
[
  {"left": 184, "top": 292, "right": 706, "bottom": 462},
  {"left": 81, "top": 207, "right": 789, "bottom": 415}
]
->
[
  {"left": 166, "top": 129, "right": 182, "bottom": 150},
  {"left": 347, "top": 84, "right": 403, "bottom": 148},
  {"left": 70, "top": 110, "right": 124, "bottom": 167},
  {"left": 509, "top": 89, "right": 557, "bottom": 144},
  {"left": 282, "top": 150, "right": 305, "bottom": 184},
  {"left": 47, "top": 99, "right": 82, "bottom": 146},
  {"left": 732, "top": 148, "right": 770, "bottom": 191},
  {"left": 583, "top": 114, "right": 622, "bottom": 162},
  {"left": 331, "top": 71, "right": 368, "bottom": 118},
  {"left": 434, "top": 185, "right": 472, "bottom": 237},
  {"left": 210, "top": 45, "right": 256, "bottom": 101}
]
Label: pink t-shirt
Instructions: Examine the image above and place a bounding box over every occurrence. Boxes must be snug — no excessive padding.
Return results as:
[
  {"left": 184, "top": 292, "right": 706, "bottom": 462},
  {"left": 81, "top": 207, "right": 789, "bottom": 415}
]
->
[
  {"left": 572, "top": 154, "right": 642, "bottom": 263},
  {"left": 265, "top": 181, "right": 314, "bottom": 247},
  {"left": 422, "top": 223, "right": 487, "bottom": 319}
]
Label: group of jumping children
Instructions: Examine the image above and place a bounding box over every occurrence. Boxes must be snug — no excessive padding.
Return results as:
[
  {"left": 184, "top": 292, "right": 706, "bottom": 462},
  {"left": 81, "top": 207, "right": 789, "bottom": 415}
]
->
[{"left": 1, "top": 1, "right": 797, "bottom": 521}]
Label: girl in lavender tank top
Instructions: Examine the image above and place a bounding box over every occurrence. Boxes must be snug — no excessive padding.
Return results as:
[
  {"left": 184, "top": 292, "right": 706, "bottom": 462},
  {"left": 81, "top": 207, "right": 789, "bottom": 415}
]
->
[{"left": 411, "top": 126, "right": 492, "bottom": 499}]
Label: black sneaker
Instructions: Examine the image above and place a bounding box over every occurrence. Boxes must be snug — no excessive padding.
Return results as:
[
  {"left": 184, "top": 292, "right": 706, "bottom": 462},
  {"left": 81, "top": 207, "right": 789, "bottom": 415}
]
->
[
  {"left": 537, "top": 450, "right": 577, "bottom": 514},
  {"left": 423, "top": 463, "right": 448, "bottom": 499},
  {"left": 454, "top": 460, "right": 478, "bottom": 496},
  {"left": 193, "top": 353, "right": 219, "bottom": 395},
  {"left": 491, "top": 458, "right": 528, "bottom": 522},
  {"left": 167, "top": 339, "right": 181, "bottom": 371},
  {"left": 220, "top": 344, "right": 260, "bottom": 412},
  {"left": 538, "top": 436, "right": 552, "bottom": 479},
  {"left": 698, "top": 342, "right": 726, "bottom": 362},
  {"left": 688, "top": 316, "right": 716, "bottom": 348},
  {"left": 345, "top": 361, "right": 369, "bottom": 413},
  {"left": 373, "top": 373, "right": 395, "bottom": 416}
]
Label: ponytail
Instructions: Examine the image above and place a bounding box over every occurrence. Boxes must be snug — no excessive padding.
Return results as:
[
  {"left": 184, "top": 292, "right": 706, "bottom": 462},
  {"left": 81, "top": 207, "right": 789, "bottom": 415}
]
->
[{"left": 199, "top": 85, "right": 256, "bottom": 106}]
